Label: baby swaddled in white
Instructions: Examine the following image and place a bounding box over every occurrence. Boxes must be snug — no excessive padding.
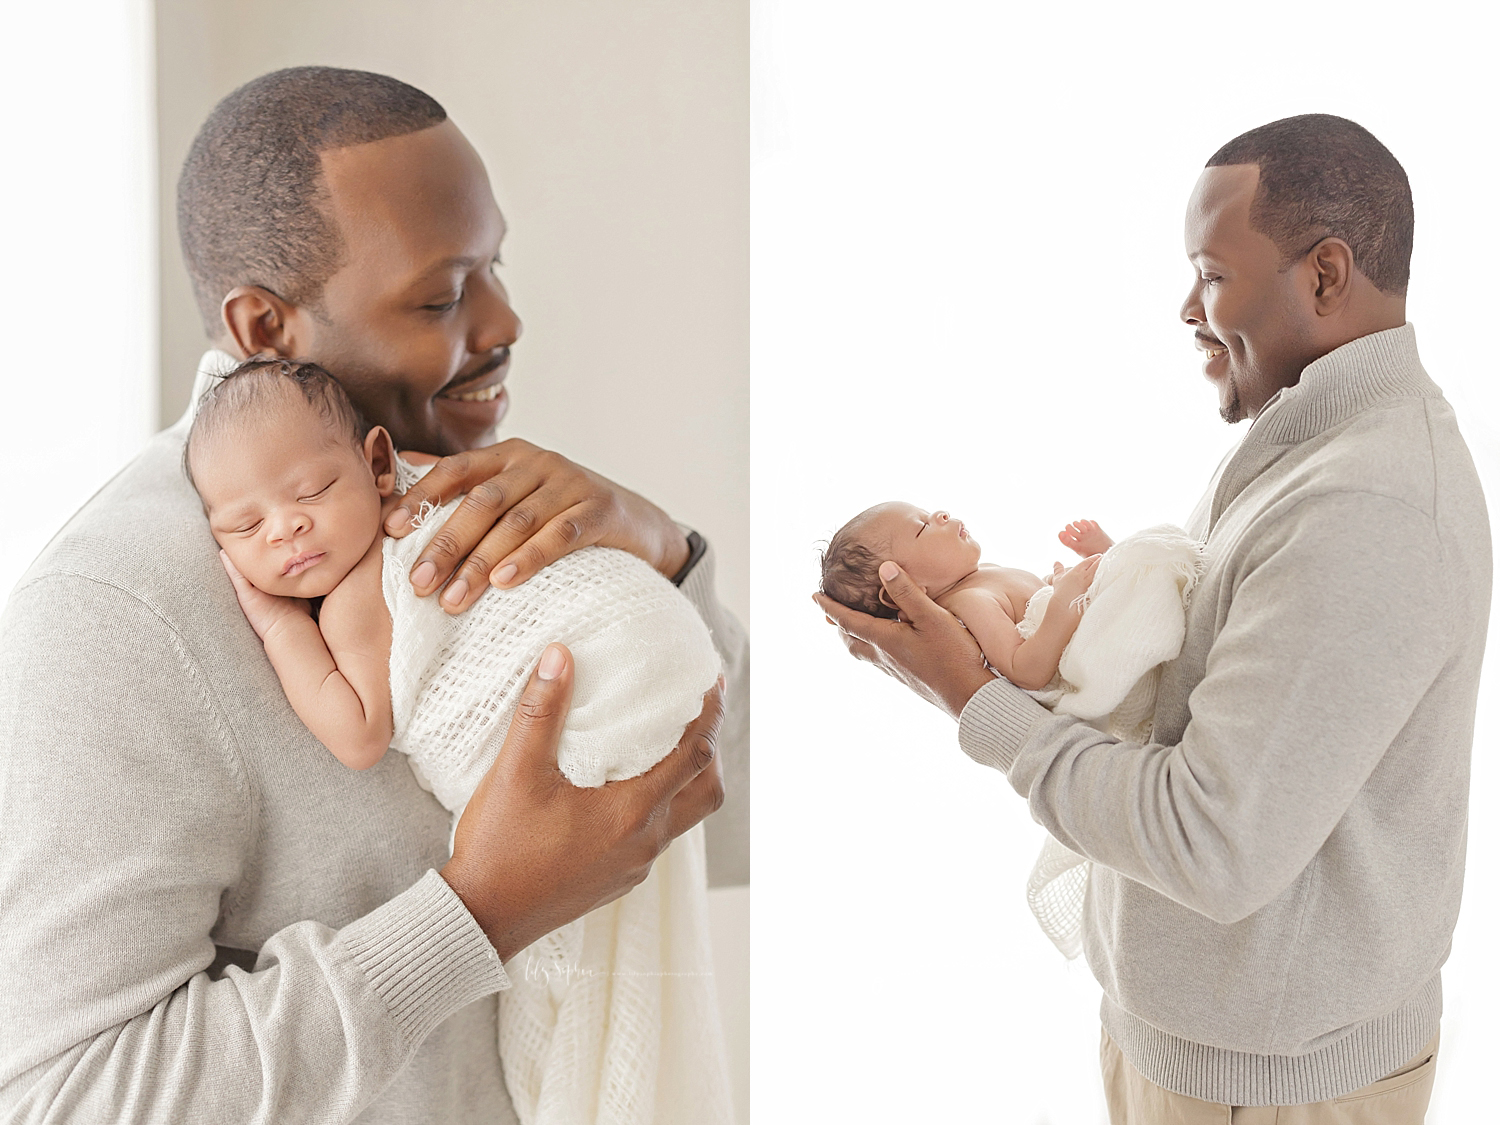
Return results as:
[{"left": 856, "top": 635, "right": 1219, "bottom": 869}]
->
[
  {"left": 1016, "top": 525, "right": 1205, "bottom": 958},
  {"left": 386, "top": 483, "right": 733, "bottom": 1125},
  {"left": 188, "top": 360, "right": 735, "bottom": 1125}
]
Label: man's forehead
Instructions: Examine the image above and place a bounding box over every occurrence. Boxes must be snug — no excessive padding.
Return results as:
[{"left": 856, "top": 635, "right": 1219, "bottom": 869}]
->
[
  {"left": 317, "top": 120, "right": 506, "bottom": 287},
  {"left": 1185, "top": 164, "right": 1260, "bottom": 257}
]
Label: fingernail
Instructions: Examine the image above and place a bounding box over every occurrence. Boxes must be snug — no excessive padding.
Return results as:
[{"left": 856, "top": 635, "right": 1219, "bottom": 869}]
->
[
  {"left": 412, "top": 560, "right": 436, "bottom": 588},
  {"left": 879, "top": 561, "right": 899, "bottom": 580},
  {"left": 442, "top": 578, "right": 469, "bottom": 606},
  {"left": 492, "top": 563, "right": 518, "bottom": 587},
  {"left": 386, "top": 506, "right": 412, "bottom": 532},
  {"left": 538, "top": 644, "right": 565, "bottom": 681}
]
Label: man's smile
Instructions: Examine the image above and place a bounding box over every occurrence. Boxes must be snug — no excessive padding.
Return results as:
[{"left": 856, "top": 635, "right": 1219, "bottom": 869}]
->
[{"left": 438, "top": 348, "right": 510, "bottom": 402}]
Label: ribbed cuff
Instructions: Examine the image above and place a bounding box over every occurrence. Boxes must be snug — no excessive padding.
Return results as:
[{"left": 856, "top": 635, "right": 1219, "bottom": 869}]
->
[
  {"left": 339, "top": 870, "right": 509, "bottom": 1048},
  {"left": 956, "top": 677, "right": 1046, "bottom": 774}
]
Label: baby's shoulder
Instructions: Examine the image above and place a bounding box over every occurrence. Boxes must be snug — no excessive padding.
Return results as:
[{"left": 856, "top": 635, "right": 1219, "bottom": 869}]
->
[{"left": 939, "top": 579, "right": 1016, "bottom": 623}]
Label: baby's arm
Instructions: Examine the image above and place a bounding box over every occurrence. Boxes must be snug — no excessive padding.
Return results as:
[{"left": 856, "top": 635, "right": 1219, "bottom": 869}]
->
[
  {"left": 947, "top": 556, "right": 1101, "bottom": 691},
  {"left": 220, "top": 548, "right": 394, "bottom": 769}
]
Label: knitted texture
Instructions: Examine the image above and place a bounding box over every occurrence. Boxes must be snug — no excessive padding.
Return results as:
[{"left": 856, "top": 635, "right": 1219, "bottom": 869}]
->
[
  {"left": 382, "top": 473, "right": 730, "bottom": 1125},
  {"left": 1017, "top": 526, "right": 1204, "bottom": 958}
]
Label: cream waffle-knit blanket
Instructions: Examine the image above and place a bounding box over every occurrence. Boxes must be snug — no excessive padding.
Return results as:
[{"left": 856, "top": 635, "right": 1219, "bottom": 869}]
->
[
  {"left": 1016, "top": 525, "right": 1204, "bottom": 958},
  {"left": 382, "top": 469, "right": 731, "bottom": 1125}
]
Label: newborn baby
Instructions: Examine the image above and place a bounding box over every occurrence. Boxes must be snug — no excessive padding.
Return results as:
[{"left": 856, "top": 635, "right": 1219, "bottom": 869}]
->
[
  {"left": 820, "top": 501, "right": 1112, "bottom": 690},
  {"left": 185, "top": 357, "right": 730, "bottom": 1125}
]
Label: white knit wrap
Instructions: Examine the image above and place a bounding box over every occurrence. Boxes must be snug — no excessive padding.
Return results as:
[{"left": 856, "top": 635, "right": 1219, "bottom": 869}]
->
[
  {"left": 1016, "top": 525, "right": 1205, "bottom": 958},
  {"left": 381, "top": 471, "right": 730, "bottom": 1125}
]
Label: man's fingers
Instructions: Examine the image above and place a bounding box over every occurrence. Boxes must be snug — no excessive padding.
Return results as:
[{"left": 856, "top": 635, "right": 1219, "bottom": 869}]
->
[
  {"left": 662, "top": 736, "right": 727, "bottom": 840},
  {"left": 384, "top": 450, "right": 478, "bottom": 536},
  {"left": 489, "top": 501, "right": 606, "bottom": 590},
  {"left": 495, "top": 643, "right": 576, "bottom": 778},
  {"left": 411, "top": 474, "right": 548, "bottom": 601},
  {"left": 633, "top": 679, "right": 726, "bottom": 810},
  {"left": 812, "top": 591, "right": 896, "bottom": 647}
]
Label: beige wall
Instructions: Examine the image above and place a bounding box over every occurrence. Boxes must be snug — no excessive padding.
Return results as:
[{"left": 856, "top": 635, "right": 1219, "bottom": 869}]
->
[
  {"left": 154, "top": 5, "right": 749, "bottom": 1115},
  {"left": 155, "top": 0, "right": 748, "bottom": 624}
]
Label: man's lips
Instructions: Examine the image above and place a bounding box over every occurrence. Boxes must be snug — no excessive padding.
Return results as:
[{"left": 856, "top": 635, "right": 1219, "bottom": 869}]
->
[
  {"left": 1195, "top": 333, "right": 1228, "bottom": 360},
  {"left": 283, "top": 551, "right": 325, "bottom": 576},
  {"left": 438, "top": 350, "right": 510, "bottom": 402}
]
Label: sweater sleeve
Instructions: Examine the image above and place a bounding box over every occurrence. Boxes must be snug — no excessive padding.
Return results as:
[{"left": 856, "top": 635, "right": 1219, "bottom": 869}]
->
[
  {"left": 957, "top": 491, "right": 1453, "bottom": 925},
  {"left": 0, "top": 575, "right": 507, "bottom": 1123},
  {"left": 675, "top": 533, "right": 750, "bottom": 888}
]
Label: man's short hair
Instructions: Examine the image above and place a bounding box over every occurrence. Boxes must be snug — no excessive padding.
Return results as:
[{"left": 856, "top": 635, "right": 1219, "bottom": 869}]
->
[
  {"left": 1207, "top": 114, "right": 1413, "bottom": 295},
  {"left": 177, "top": 66, "right": 448, "bottom": 336},
  {"left": 183, "top": 357, "right": 370, "bottom": 494}
]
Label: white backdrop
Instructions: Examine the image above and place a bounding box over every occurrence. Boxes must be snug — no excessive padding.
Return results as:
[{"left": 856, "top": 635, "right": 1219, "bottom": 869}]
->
[
  {"left": 0, "top": 0, "right": 157, "bottom": 601},
  {"left": 751, "top": 2, "right": 1500, "bottom": 1121}
]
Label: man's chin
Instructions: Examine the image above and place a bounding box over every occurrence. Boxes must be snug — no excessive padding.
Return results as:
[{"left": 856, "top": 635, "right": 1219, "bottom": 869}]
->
[
  {"left": 427, "top": 390, "right": 509, "bottom": 454},
  {"left": 1217, "top": 376, "right": 1245, "bottom": 425}
]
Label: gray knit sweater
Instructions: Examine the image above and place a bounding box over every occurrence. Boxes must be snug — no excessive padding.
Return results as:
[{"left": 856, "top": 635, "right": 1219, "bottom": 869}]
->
[
  {"left": 0, "top": 420, "right": 749, "bottom": 1123},
  {"left": 957, "top": 324, "right": 1490, "bottom": 1105}
]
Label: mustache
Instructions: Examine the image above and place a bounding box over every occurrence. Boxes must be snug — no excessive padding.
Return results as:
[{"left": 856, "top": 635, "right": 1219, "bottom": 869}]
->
[{"left": 441, "top": 348, "right": 510, "bottom": 393}]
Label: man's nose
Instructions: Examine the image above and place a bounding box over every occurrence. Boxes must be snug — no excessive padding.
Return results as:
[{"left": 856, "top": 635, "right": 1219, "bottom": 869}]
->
[
  {"left": 469, "top": 271, "right": 523, "bottom": 356},
  {"left": 1181, "top": 280, "right": 1205, "bottom": 326}
]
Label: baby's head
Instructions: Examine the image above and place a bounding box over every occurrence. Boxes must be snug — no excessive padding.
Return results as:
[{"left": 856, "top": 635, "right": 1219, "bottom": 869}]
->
[
  {"left": 821, "top": 501, "right": 982, "bottom": 616},
  {"left": 185, "top": 357, "right": 396, "bottom": 599}
]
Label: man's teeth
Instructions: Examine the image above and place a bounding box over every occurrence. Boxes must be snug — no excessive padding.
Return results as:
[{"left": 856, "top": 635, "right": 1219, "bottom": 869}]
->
[
  {"left": 1206, "top": 347, "right": 1227, "bottom": 358},
  {"left": 449, "top": 382, "right": 505, "bottom": 402}
]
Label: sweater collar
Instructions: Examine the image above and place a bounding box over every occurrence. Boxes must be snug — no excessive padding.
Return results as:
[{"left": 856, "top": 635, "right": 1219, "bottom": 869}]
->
[
  {"left": 1249, "top": 323, "right": 1440, "bottom": 445},
  {"left": 169, "top": 348, "right": 241, "bottom": 433}
]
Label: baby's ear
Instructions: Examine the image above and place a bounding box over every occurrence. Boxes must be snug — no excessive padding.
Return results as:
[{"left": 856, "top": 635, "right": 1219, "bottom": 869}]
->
[
  {"left": 876, "top": 583, "right": 926, "bottom": 609},
  {"left": 365, "top": 426, "right": 397, "bottom": 497}
]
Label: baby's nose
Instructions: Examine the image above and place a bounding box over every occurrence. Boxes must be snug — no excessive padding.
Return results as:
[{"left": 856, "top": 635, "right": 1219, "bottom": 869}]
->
[{"left": 934, "top": 510, "right": 950, "bottom": 523}]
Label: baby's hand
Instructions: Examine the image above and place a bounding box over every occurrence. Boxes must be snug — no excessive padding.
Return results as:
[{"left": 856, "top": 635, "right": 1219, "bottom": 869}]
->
[
  {"left": 1058, "top": 519, "right": 1113, "bottom": 557},
  {"left": 220, "top": 551, "right": 312, "bottom": 642},
  {"left": 1052, "top": 554, "right": 1102, "bottom": 610}
]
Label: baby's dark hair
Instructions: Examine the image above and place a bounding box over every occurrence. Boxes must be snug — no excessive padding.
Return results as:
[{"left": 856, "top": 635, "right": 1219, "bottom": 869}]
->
[
  {"left": 183, "top": 357, "right": 371, "bottom": 492},
  {"left": 820, "top": 514, "right": 898, "bottom": 619}
]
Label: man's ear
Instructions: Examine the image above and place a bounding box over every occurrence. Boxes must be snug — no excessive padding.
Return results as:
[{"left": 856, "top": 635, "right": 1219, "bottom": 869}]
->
[
  {"left": 220, "top": 285, "right": 309, "bottom": 359},
  {"left": 364, "top": 425, "right": 397, "bottom": 497},
  {"left": 1306, "top": 236, "right": 1356, "bottom": 316}
]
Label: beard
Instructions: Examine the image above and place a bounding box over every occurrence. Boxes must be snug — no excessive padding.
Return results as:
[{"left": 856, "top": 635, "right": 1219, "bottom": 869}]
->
[{"left": 1219, "top": 373, "right": 1245, "bottom": 425}]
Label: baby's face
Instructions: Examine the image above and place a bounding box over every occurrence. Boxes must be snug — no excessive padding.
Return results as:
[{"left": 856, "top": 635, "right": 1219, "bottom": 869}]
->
[
  {"left": 192, "top": 404, "right": 387, "bottom": 599},
  {"left": 861, "top": 502, "right": 982, "bottom": 595}
]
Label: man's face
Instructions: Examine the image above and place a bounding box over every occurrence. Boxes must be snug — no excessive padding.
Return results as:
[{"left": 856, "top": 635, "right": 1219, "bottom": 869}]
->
[
  {"left": 1180, "top": 165, "right": 1318, "bottom": 424},
  {"left": 287, "top": 120, "right": 522, "bottom": 454}
]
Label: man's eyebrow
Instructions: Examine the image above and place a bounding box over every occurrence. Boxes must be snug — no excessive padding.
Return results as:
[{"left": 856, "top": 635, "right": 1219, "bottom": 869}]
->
[{"left": 409, "top": 255, "right": 486, "bottom": 282}]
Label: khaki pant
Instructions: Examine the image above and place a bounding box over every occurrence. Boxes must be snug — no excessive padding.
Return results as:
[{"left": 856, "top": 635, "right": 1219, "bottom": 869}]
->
[{"left": 1101, "top": 1028, "right": 1439, "bottom": 1124}]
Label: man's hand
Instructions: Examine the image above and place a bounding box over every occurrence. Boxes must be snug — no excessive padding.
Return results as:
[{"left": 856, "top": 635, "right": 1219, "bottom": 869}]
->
[
  {"left": 220, "top": 551, "right": 311, "bottom": 642},
  {"left": 441, "top": 643, "right": 726, "bottom": 962},
  {"left": 813, "top": 561, "right": 995, "bottom": 721},
  {"left": 382, "top": 439, "right": 691, "bottom": 613}
]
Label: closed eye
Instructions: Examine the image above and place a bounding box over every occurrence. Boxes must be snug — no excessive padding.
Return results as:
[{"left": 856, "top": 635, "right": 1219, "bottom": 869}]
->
[
  {"left": 299, "top": 480, "right": 336, "bottom": 502},
  {"left": 232, "top": 519, "right": 263, "bottom": 535}
]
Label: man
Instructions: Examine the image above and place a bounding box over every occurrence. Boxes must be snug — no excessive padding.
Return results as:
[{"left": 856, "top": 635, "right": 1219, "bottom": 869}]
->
[
  {"left": 0, "top": 67, "right": 747, "bottom": 1121},
  {"left": 819, "top": 114, "right": 1489, "bottom": 1122}
]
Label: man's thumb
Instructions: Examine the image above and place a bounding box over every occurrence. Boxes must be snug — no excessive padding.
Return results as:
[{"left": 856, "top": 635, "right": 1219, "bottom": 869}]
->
[
  {"left": 878, "top": 561, "right": 929, "bottom": 617},
  {"left": 502, "top": 642, "right": 576, "bottom": 773}
]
